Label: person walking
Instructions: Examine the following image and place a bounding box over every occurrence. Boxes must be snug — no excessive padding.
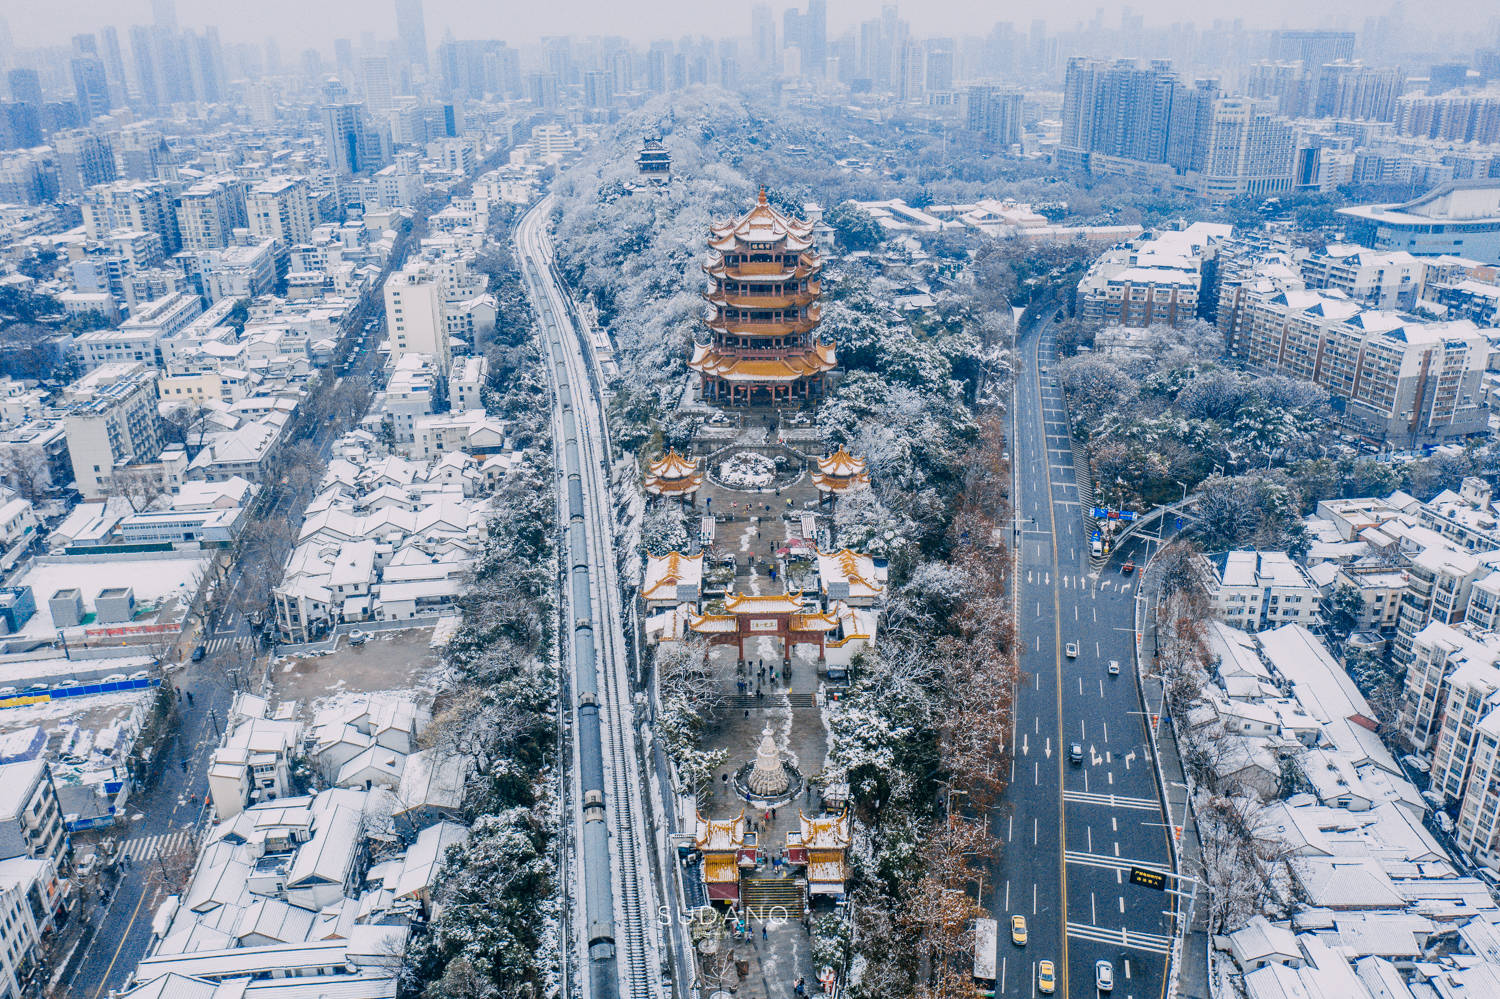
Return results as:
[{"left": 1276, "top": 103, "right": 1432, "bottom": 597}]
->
[{"left": 795, "top": 977, "right": 806, "bottom": 996}]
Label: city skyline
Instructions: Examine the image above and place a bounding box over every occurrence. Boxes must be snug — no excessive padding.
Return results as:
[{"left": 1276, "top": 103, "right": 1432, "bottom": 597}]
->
[{"left": 5, "top": 0, "right": 1498, "bottom": 51}]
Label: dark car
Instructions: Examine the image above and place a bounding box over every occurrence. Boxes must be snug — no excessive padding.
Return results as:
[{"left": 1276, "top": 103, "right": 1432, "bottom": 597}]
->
[
  {"left": 1070, "top": 743, "right": 1084, "bottom": 765},
  {"left": 190, "top": 645, "right": 206, "bottom": 662}
]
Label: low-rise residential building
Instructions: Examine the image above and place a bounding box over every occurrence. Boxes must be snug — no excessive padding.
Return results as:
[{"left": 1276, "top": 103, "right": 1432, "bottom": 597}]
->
[
  {"left": 1075, "top": 222, "right": 1231, "bottom": 329},
  {"left": 0, "top": 761, "right": 66, "bottom": 870},
  {"left": 272, "top": 438, "right": 497, "bottom": 642},
  {"left": 1298, "top": 244, "right": 1424, "bottom": 310},
  {"left": 1197, "top": 550, "right": 1322, "bottom": 630}
]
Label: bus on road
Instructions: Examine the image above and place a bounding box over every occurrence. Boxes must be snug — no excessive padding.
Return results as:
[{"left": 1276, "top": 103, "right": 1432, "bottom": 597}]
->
[{"left": 973, "top": 917, "right": 997, "bottom": 997}]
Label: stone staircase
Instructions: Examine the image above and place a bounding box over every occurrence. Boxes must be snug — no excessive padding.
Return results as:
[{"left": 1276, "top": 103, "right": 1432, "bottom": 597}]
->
[
  {"left": 716, "top": 691, "right": 818, "bottom": 712},
  {"left": 739, "top": 876, "right": 807, "bottom": 918}
]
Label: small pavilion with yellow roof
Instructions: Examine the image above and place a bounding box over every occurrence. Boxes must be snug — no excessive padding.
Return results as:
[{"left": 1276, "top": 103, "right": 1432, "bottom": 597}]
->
[
  {"left": 694, "top": 809, "right": 757, "bottom": 903},
  {"left": 785, "top": 810, "right": 852, "bottom": 898},
  {"left": 641, "top": 551, "right": 704, "bottom": 613},
  {"left": 688, "top": 591, "right": 840, "bottom": 663},
  {"left": 811, "top": 448, "right": 871, "bottom": 496},
  {"left": 642, "top": 448, "right": 704, "bottom": 501}
]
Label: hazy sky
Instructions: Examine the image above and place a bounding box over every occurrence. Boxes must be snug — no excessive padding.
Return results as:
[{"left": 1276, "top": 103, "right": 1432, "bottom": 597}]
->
[{"left": 7, "top": 0, "right": 1495, "bottom": 50}]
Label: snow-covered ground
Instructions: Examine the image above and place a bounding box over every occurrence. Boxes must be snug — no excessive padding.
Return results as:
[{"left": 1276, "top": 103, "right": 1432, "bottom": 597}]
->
[
  {"left": 717, "top": 451, "right": 776, "bottom": 489},
  {"left": 12, "top": 556, "right": 209, "bottom": 638}
]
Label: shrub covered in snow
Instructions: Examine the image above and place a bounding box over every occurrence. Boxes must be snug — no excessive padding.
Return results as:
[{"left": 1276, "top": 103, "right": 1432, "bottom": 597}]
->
[{"left": 715, "top": 450, "right": 776, "bottom": 489}]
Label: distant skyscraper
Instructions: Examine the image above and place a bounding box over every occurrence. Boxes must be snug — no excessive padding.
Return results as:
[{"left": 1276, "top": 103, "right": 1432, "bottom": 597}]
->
[
  {"left": 1269, "top": 30, "right": 1355, "bottom": 67},
  {"left": 804, "top": 0, "right": 827, "bottom": 78},
  {"left": 152, "top": 0, "right": 178, "bottom": 31},
  {"left": 99, "top": 27, "right": 128, "bottom": 89},
  {"left": 129, "top": 26, "right": 161, "bottom": 109},
  {"left": 7, "top": 68, "right": 42, "bottom": 107},
  {"left": 71, "top": 55, "right": 111, "bottom": 121},
  {"left": 584, "top": 71, "right": 613, "bottom": 110},
  {"left": 394, "top": 0, "right": 428, "bottom": 70},
  {"left": 751, "top": 5, "right": 776, "bottom": 70},
  {"left": 361, "top": 56, "right": 394, "bottom": 112}
]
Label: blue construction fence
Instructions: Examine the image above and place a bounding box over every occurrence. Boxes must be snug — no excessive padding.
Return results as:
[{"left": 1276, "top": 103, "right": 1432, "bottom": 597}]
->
[{"left": 0, "top": 676, "right": 162, "bottom": 710}]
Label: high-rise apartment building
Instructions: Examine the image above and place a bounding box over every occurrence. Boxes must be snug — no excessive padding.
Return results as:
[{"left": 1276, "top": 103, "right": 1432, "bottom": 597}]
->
[
  {"left": 1198, "top": 97, "right": 1297, "bottom": 200},
  {"left": 1269, "top": 30, "right": 1355, "bottom": 67},
  {"left": 964, "top": 85, "right": 1023, "bottom": 148},
  {"left": 80, "top": 180, "right": 180, "bottom": 253},
  {"left": 61, "top": 362, "right": 166, "bottom": 499},
  {"left": 7, "top": 69, "right": 41, "bottom": 108},
  {"left": 384, "top": 263, "right": 451, "bottom": 373},
  {"left": 176, "top": 176, "right": 246, "bottom": 251},
  {"left": 246, "top": 176, "right": 313, "bottom": 247},
  {"left": 321, "top": 102, "right": 390, "bottom": 176},
  {"left": 1061, "top": 58, "right": 1295, "bottom": 202},
  {"left": 1394, "top": 93, "right": 1500, "bottom": 145},
  {"left": 53, "top": 129, "right": 116, "bottom": 194},
  {"left": 70, "top": 55, "right": 111, "bottom": 121},
  {"left": 1312, "top": 61, "right": 1404, "bottom": 122},
  {"left": 1061, "top": 58, "right": 1180, "bottom": 165},
  {"left": 1223, "top": 285, "right": 1492, "bottom": 444}
]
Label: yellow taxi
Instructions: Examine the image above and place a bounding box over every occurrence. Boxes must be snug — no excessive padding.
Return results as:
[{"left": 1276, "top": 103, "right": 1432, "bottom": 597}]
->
[
  {"left": 1038, "top": 960, "right": 1056, "bottom": 994},
  {"left": 1010, "top": 914, "right": 1027, "bottom": 946}
]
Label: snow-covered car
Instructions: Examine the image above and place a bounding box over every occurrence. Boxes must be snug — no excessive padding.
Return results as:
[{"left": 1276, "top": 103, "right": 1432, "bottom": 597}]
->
[
  {"left": 1107, "top": 660, "right": 1121, "bottom": 676},
  {"left": 1065, "top": 642, "right": 1079, "bottom": 658},
  {"left": 348, "top": 630, "right": 368, "bottom": 646},
  {"left": 1070, "top": 743, "right": 1084, "bottom": 765}
]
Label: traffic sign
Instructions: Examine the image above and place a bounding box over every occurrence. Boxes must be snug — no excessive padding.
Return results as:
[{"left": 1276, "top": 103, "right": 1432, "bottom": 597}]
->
[{"left": 1130, "top": 867, "right": 1167, "bottom": 890}]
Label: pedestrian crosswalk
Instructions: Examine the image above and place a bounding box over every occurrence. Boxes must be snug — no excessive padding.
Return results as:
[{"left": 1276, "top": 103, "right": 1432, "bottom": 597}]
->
[
  {"left": 119, "top": 828, "right": 196, "bottom": 863},
  {"left": 202, "top": 635, "right": 242, "bottom": 656},
  {"left": 1065, "top": 849, "right": 1164, "bottom": 873},
  {"left": 1064, "top": 790, "right": 1163, "bottom": 812},
  {"left": 1066, "top": 920, "right": 1173, "bottom": 956}
]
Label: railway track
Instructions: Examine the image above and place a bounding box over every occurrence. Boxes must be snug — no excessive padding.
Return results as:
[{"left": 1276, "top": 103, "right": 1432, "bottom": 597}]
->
[{"left": 517, "top": 198, "right": 663, "bottom": 999}]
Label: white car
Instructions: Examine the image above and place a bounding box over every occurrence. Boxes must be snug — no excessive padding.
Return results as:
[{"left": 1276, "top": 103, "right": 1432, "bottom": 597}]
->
[
  {"left": 1096, "top": 960, "right": 1114, "bottom": 992},
  {"left": 1065, "top": 642, "right": 1079, "bottom": 659},
  {"left": 1107, "top": 660, "right": 1121, "bottom": 676},
  {"left": 348, "top": 630, "right": 368, "bottom": 646}
]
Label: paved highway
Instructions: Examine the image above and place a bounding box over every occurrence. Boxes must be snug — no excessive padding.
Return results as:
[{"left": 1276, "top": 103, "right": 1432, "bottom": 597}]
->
[{"left": 987, "top": 314, "right": 1176, "bottom": 999}]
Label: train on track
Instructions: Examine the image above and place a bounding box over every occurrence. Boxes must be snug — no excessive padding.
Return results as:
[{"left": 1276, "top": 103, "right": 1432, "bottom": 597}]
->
[{"left": 545, "top": 273, "right": 620, "bottom": 999}]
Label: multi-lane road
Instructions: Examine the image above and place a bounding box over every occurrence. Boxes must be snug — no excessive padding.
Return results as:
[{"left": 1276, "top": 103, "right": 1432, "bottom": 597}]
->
[{"left": 987, "top": 313, "right": 1176, "bottom": 998}]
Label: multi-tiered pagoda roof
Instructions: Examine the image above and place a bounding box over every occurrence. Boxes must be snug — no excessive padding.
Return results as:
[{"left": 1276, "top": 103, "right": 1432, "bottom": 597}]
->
[{"left": 689, "top": 188, "right": 836, "bottom": 405}]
